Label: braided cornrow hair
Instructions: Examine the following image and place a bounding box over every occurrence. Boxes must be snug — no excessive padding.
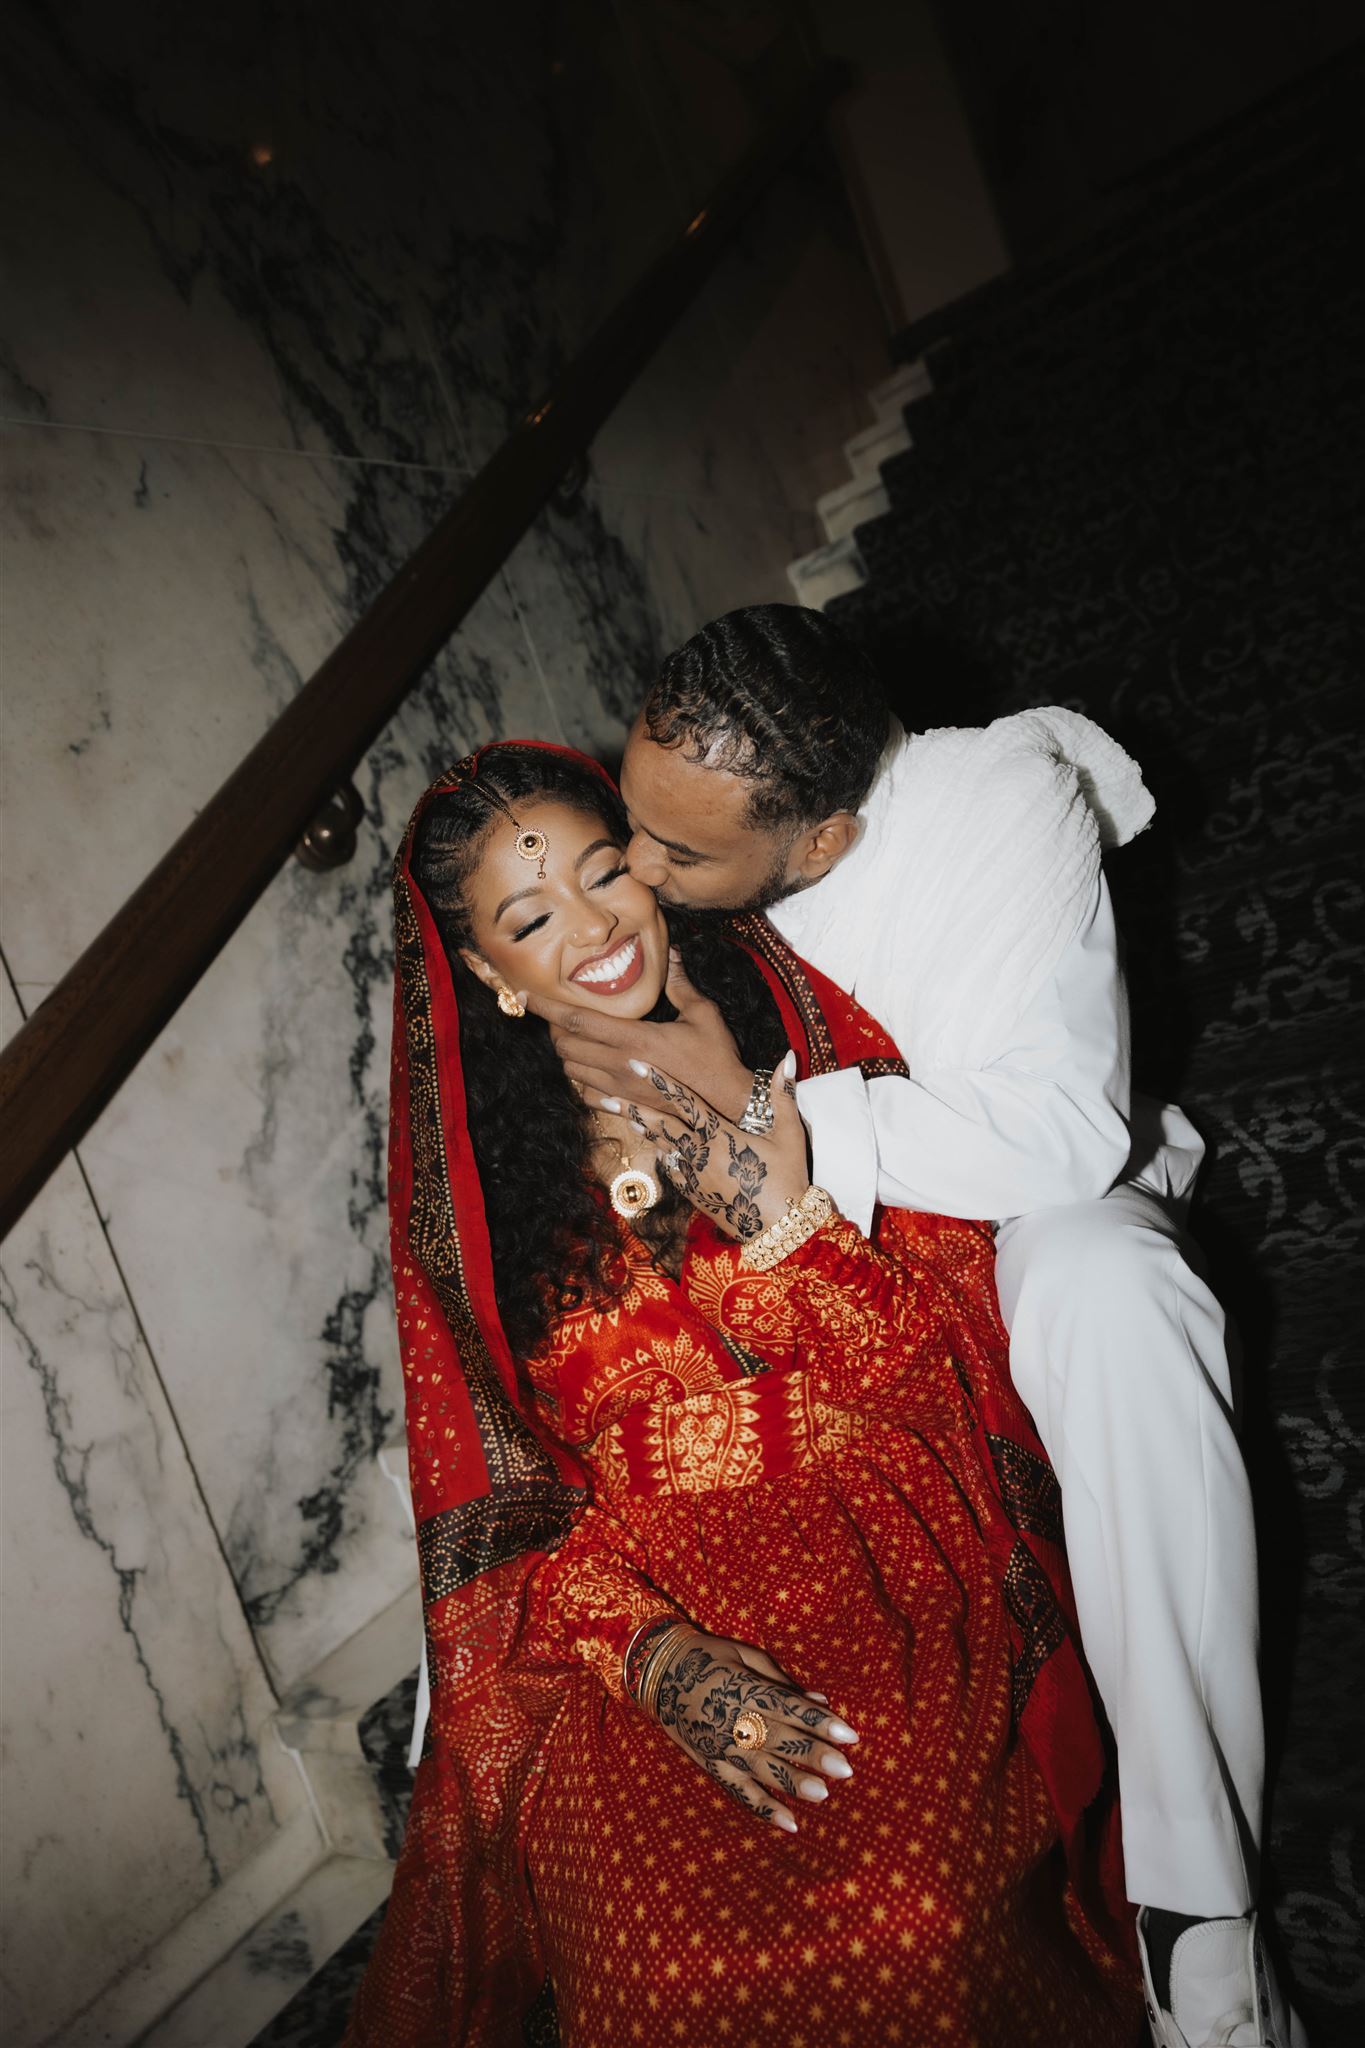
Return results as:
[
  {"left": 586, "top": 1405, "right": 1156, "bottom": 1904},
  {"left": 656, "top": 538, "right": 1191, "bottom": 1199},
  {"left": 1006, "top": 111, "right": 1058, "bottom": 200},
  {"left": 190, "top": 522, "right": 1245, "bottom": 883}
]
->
[{"left": 641, "top": 605, "right": 890, "bottom": 829}]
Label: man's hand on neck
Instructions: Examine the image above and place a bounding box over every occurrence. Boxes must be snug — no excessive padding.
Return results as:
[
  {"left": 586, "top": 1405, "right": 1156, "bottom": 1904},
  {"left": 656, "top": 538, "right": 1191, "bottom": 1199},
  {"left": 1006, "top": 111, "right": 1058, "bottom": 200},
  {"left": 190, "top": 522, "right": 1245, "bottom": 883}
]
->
[{"left": 525, "top": 949, "right": 753, "bottom": 1124}]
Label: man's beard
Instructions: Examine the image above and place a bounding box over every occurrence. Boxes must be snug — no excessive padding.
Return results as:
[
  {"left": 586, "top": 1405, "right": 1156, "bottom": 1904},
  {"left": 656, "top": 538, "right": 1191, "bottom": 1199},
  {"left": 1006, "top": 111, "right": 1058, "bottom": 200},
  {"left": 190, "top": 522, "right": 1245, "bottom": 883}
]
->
[
  {"left": 661, "top": 851, "right": 807, "bottom": 930},
  {"left": 652, "top": 863, "right": 818, "bottom": 1022}
]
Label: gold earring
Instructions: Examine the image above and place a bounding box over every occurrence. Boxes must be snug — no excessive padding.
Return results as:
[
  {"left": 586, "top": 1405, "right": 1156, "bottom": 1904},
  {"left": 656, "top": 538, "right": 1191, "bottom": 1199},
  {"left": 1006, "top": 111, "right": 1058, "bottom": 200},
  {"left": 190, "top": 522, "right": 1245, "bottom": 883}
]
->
[{"left": 496, "top": 984, "right": 526, "bottom": 1019}]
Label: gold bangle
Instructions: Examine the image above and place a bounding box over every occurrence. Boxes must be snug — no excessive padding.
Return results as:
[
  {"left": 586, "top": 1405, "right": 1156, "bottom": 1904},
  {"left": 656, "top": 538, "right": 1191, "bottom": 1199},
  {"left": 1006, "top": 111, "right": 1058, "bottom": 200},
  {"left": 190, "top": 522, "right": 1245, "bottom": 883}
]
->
[
  {"left": 739, "top": 1185, "right": 836, "bottom": 1271},
  {"left": 638, "top": 1623, "right": 696, "bottom": 1720},
  {"left": 641, "top": 1625, "right": 693, "bottom": 1718},
  {"left": 621, "top": 1615, "right": 671, "bottom": 1703}
]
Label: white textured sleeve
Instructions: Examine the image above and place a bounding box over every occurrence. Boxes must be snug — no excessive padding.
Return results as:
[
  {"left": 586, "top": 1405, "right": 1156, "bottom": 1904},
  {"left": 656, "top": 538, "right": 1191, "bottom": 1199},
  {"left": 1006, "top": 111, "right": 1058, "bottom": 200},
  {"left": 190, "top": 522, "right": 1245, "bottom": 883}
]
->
[
  {"left": 794, "top": 1067, "right": 880, "bottom": 1236},
  {"left": 806, "top": 875, "right": 1134, "bottom": 1229}
]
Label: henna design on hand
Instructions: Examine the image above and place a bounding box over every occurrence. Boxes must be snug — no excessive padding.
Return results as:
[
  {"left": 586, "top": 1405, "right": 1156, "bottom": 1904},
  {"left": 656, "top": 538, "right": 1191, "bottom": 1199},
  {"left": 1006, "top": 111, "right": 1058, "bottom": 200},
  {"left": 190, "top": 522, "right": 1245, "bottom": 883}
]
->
[
  {"left": 648, "top": 1069, "right": 720, "bottom": 1142},
  {"left": 653, "top": 1646, "right": 826, "bottom": 1757},
  {"left": 774, "top": 1732, "right": 815, "bottom": 1760},
  {"left": 629, "top": 1066, "right": 806, "bottom": 1245},
  {"left": 643, "top": 1632, "right": 851, "bottom": 1832},
  {"left": 722, "top": 1133, "right": 765, "bottom": 1239},
  {"left": 728, "top": 1138, "right": 764, "bottom": 1196}
]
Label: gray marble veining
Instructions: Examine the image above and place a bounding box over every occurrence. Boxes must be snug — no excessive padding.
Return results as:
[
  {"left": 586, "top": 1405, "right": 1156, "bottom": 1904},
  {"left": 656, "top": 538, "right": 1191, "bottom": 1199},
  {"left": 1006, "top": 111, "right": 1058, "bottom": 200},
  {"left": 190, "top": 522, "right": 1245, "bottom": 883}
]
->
[{"left": 0, "top": 978, "right": 304, "bottom": 2048}]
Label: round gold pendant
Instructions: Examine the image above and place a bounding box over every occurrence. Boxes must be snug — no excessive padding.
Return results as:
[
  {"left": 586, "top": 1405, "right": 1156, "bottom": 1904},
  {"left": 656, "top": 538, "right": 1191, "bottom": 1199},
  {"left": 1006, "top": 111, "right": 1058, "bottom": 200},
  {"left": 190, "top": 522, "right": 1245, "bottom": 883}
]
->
[
  {"left": 610, "top": 1166, "right": 660, "bottom": 1219},
  {"left": 515, "top": 827, "right": 548, "bottom": 865}
]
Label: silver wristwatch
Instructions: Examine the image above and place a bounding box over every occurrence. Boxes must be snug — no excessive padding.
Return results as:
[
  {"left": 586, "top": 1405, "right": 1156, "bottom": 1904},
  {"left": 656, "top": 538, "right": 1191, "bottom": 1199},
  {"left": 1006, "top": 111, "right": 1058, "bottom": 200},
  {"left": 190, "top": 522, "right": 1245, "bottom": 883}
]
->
[{"left": 737, "top": 1065, "right": 775, "bottom": 1135}]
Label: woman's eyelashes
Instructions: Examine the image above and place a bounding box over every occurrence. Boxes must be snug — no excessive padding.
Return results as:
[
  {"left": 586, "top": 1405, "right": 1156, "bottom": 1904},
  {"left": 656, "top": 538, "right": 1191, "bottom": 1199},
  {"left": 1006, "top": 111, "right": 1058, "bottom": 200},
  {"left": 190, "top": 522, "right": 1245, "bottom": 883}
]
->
[{"left": 509, "top": 863, "right": 628, "bottom": 942}]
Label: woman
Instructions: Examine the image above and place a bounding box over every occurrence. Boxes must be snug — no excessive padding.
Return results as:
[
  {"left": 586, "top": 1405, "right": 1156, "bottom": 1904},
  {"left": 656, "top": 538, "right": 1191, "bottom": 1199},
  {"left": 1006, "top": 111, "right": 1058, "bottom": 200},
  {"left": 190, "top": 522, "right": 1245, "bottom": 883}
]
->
[{"left": 348, "top": 741, "right": 1140, "bottom": 2047}]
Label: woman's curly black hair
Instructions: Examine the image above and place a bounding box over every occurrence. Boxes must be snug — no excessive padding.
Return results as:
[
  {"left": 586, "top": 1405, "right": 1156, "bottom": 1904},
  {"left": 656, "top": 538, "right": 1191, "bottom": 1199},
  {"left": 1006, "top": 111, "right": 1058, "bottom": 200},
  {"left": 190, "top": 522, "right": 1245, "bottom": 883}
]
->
[{"left": 412, "top": 746, "right": 788, "bottom": 1360}]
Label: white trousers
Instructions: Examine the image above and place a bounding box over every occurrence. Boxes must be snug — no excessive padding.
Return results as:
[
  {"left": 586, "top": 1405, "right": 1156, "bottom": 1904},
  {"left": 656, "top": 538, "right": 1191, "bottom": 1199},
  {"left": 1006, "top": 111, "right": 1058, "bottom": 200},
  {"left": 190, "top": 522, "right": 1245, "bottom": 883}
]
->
[{"left": 994, "top": 1181, "right": 1263, "bottom": 1917}]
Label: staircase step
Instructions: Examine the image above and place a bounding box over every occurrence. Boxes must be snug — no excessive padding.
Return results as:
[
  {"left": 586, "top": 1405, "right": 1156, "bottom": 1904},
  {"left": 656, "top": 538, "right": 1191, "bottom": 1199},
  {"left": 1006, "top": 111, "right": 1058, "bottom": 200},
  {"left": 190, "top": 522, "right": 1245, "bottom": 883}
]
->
[
  {"left": 272, "top": 1588, "right": 421, "bottom": 1863},
  {"left": 146, "top": 1858, "right": 390, "bottom": 2048},
  {"left": 815, "top": 472, "right": 891, "bottom": 543},
  {"left": 357, "top": 1669, "right": 421, "bottom": 1859},
  {"left": 850, "top": 466, "right": 1365, "bottom": 694},
  {"left": 843, "top": 416, "right": 912, "bottom": 478},
  {"left": 883, "top": 233, "right": 1365, "bottom": 503},
  {"left": 996, "top": 560, "right": 1362, "bottom": 717},
  {"left": 786, "top": 534, "right": 867, "bottom": 610},
  {"left": 1191, "top": 1066, "right": 1365, "bottom": 1288},
  {"left": 1117, "top": 846, "right": 1365, "bottom": 1098},
  {"left": 867, "top": 360, "right": 932, "bottom": 426}
]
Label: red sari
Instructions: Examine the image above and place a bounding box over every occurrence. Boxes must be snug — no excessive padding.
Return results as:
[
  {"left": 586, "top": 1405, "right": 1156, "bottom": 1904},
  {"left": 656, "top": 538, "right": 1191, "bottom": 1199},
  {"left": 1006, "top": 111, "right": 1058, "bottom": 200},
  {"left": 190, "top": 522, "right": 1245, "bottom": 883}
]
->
[{"left": 347, "top": 747, "right": 1140, "bottom": 2048}]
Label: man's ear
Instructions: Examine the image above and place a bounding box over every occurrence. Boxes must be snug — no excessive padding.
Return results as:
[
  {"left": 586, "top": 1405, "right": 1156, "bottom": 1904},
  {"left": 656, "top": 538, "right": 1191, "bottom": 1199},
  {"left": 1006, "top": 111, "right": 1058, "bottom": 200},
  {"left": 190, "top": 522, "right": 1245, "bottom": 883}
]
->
[
  {"left": 459, "top": 946, "right": 499, "bottom": 991},
  {"left": 791, "top": 812, "right": 859, "bottom": 884}
]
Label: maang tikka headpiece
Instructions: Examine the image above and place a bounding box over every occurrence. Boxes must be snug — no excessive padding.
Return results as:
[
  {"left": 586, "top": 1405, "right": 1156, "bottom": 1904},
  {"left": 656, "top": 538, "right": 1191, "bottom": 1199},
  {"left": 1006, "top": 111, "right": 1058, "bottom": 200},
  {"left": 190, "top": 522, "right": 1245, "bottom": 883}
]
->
[
  {"left": 453, "top": 755, "right": 548, "bottom": 878},
  {"left": 442, "top": 755, "right": 551, "bottom": 1020}
]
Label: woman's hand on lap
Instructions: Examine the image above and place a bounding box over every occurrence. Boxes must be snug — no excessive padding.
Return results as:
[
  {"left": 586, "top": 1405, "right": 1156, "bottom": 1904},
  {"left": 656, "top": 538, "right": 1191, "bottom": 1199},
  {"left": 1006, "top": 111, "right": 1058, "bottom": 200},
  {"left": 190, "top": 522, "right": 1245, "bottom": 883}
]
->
[{"left": 640, "top": 1624, "right": 857, "bottom": 1832}]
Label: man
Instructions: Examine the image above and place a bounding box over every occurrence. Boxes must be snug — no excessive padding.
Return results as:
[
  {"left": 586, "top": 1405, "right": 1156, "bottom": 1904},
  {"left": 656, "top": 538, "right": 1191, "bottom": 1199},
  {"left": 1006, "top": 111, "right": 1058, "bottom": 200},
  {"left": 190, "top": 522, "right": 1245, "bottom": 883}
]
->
[{"left": 529, "top": 606, "right": 1302, "bottom": 2048}]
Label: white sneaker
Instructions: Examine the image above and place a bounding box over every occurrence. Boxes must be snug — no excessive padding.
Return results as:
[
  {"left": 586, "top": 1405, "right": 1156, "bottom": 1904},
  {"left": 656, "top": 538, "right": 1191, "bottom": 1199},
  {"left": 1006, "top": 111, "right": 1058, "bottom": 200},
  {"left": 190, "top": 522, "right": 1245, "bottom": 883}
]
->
[{"left": 1137, "top": 1909, "right": 1308, "bottom": 2048}]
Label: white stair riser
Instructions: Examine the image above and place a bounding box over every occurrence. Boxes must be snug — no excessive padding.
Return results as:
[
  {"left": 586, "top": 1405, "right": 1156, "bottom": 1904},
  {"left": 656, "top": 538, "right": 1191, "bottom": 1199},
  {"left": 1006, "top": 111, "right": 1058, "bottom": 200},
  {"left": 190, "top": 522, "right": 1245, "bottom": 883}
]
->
[
  {"left": 62, "top": 1810, "right": 328, "bottom": 2048},
  {"left": 786, "top": 537, "right": 867, "bottom": 611},
  {"left": 816, "top": 477, "right": 890, "bottom": 544},
  {"left": 844, "top": 418, "right": 912, "bottom": 476},
  {"left": 278, "top": 1741, "right": 395, "bottom": 1863},
  {"left": 869, "top": 359, "right": 933, "bottom": 426},
  {"left": 136, "top": 1854, "right": 392, "bottom": 2048}
]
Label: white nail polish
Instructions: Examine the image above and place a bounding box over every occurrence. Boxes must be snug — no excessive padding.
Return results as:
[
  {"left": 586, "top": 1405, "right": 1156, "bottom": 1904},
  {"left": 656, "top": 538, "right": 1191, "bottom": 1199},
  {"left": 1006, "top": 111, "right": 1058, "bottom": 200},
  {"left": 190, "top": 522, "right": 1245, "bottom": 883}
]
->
[
  {"left": 827, "top": 1719, "right": 858, "bottom": 1743},
  {"left": 799, "top": 1780, "right": 828, "bottom": 1801},
  {"left": 805, "top": 1691, "right": 829, "bottom": 1703},
  {"left": 781, "top": 1048, "right": 797, "bottom": 1080},
  {"left": 628, "top": 1059, "right": 649, "bottom": 1076},
  {"left": 773, "top": 1809, "right": 798, "bottom": 1833},
  {"left": 821, "top": 1753, "right": 853, "bottom": 1779},
  {"left": 600, "top": 1097, "right": 621, "bottom": 1113}
]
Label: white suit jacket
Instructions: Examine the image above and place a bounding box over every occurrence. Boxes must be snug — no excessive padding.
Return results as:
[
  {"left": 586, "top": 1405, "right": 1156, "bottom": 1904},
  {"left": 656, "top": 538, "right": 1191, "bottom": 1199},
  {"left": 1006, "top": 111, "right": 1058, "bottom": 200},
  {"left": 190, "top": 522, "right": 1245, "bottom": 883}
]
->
[{"left": 768, "top": 711, "right": 1204, "bottom": 1231}]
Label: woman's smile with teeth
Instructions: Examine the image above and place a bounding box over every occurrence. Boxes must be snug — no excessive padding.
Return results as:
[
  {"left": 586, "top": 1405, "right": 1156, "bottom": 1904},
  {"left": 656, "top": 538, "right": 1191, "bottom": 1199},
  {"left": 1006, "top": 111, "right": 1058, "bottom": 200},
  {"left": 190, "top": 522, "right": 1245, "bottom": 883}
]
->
[{"left": 572, "top": 935, "right": 643, "bottom": 991}]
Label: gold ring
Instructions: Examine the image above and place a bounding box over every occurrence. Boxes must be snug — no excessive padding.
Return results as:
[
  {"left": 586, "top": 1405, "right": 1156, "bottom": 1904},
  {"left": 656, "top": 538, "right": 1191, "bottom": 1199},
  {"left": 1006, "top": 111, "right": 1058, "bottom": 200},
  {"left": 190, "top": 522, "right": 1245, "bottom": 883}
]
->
[{"left": 732, "top": 1708, "right": 769, "bottom": 1753}]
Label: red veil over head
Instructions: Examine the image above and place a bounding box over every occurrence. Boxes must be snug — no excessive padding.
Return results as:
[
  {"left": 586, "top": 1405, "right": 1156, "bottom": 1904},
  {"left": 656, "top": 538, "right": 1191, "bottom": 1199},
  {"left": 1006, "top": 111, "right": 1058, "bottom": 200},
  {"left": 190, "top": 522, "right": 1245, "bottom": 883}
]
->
[
  {"left": 376, "top": 741, "right": 619, "bottom": 2038},
  {"left": 391, "top": 742, "right": 605, "bottom": 1574}
]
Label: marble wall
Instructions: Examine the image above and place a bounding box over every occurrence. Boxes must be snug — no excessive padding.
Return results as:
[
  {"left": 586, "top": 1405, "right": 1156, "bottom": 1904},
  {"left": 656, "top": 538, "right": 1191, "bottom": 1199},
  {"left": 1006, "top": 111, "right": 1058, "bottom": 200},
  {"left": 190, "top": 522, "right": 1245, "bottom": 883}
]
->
[
  {"left": 0, "top": 3, "right": 890, "bottom": 2040},
  {"left": 0, "top": 968, "right": 317, "bottom": 2047}
]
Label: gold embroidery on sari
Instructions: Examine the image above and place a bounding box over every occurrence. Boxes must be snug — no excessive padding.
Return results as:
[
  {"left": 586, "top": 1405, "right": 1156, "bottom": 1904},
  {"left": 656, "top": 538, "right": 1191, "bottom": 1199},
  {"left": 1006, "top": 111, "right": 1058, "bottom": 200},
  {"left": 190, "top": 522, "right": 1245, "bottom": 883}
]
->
[
  {"left": 588, "top": 1373, "right": 874, "bottom": 1500},
  {"left": 730, "top": 914, "right": 840, "bottom": 1074}
]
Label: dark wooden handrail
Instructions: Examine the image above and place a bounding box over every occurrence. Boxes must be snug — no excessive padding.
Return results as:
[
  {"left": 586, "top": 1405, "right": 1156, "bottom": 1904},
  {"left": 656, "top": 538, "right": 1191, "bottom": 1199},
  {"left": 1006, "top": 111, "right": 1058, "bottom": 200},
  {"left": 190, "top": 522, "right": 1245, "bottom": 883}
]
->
[{"left": 0, "top": 63, "right": 848, "bottom": 1241}]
